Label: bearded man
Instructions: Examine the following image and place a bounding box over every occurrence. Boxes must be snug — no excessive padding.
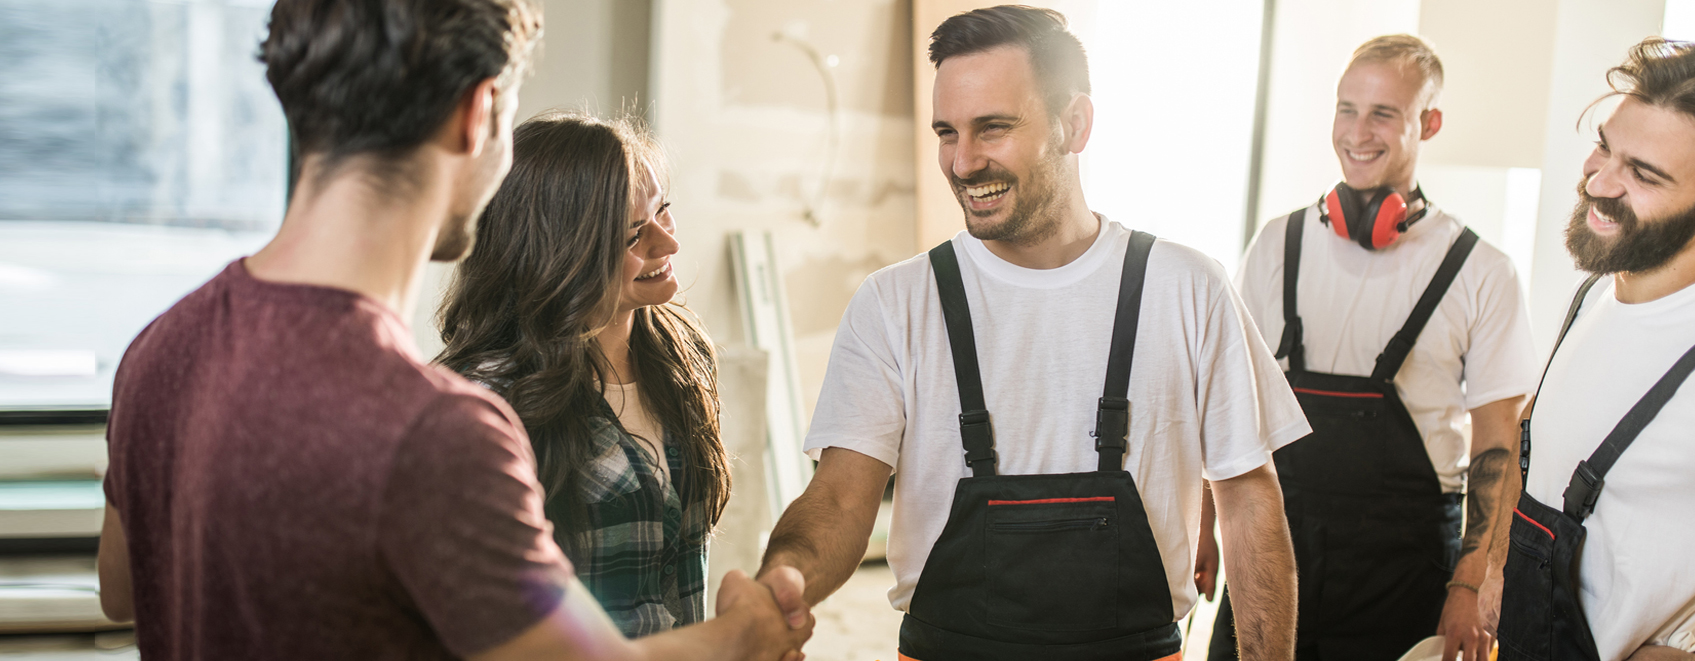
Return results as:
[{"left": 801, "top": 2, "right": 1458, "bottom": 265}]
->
[
  {"left": 1496, "top": 37, "right": 1695, "bottom": 661},
  {"left": 752, "top": 6, "right": 1308, "bottom": 661}
]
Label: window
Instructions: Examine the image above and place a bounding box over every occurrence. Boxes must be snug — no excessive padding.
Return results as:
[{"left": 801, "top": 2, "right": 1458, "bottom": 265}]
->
[{"left": 0, "top": 0, "right": 280, "bottom": 411}]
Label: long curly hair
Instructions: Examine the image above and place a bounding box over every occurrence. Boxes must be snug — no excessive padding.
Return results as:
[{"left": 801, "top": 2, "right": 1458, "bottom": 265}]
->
[{"left": 435, "top": 111, "right": 728, "bottom": 559}]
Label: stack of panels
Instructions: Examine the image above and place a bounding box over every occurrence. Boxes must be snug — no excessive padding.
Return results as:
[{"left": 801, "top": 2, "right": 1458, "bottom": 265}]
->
[{"left": 0, "top": 411, "right": 123, "bottom": 633}]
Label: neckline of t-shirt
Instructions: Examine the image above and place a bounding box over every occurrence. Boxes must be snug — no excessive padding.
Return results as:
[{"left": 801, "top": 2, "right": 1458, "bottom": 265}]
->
[
  {"left": 1596, "top": 274, "right": 1695, "bottom": 317},
  {"left": 956, "top": 215, "right": 1120, "bottom": 289}
]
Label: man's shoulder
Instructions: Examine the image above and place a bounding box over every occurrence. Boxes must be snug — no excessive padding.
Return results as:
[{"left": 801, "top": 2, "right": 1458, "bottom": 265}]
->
[
  {"left": 865, "top": 246, "right": 941, "bottom": 288},
  {"left": 405, "top": 367, "right": 527, "bottom": 444},
  {"left": 1146, "top": 234, "right": 1228, "bottom": 281},
  {"left": 1239, "top": 205, "right": 1313, "bottom": 273}
]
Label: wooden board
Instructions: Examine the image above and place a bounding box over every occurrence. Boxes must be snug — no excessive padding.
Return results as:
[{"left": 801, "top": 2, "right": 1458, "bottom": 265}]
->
[{"left": 728, "top": 231, "right": 813, "bottom": 520}]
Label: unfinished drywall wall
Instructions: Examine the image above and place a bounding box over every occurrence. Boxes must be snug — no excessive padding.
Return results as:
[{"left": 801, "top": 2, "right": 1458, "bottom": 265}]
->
[
  {"left": 650, "top": 0, "right": 917, "bottom": 591},
  {"left": 651, "top": 0, "right": 917, "bottom": 416}
]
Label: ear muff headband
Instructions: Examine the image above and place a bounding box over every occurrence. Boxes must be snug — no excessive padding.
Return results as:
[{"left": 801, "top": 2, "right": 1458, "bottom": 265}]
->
[{"left": 1320, "top": 183, "right": 1427, "bottom": 250}]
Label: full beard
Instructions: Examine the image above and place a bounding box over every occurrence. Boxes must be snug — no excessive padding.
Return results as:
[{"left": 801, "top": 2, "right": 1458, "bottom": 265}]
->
[
  {"left": 1565, "top": 178, "right": 1695, "bottom": 274},
  {"left": 953, "top": 145, "right": 1067, "bottom": 247}
]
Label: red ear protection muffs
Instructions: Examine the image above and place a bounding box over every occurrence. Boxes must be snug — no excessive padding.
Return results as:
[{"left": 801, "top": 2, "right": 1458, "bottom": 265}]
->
[{"left": 1319, "top": 183, "right": 1428, "bottom": 250}]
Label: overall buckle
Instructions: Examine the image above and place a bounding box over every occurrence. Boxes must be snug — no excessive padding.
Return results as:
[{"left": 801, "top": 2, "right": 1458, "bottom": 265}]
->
[
  {"left": 958, "top": 410, "right": 997, "bottom": 470},
  {"left": 1519, "top": 419, "right": 1532, "bottom": 475},
  {"left": 1374, "top": 334, "right": 1416, "bottom": 380},
  {"left": 1093, "top": 397, "right": 1130, "bottom": 452},
  {"left": 1562, "top": 460, "right": 1605, "bottom": 520}
]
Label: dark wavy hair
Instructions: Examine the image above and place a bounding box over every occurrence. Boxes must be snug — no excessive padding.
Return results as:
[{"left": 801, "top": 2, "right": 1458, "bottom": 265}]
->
[
  {"left": 435, "top": 112, "right": 728, "bottom": 557},
  {"left": 1603, "top": 38, "right": 1695, "bottom": 120}
]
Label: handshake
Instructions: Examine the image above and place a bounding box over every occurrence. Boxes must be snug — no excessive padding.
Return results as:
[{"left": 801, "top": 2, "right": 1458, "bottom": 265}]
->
[{"left": 714, "top": 566, "right": 815, "bottom": 661}]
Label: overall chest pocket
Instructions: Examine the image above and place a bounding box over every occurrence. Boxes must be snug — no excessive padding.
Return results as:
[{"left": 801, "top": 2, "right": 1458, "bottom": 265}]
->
[{"left": 984, "top": 499, "right": 1119, "bottom": 631}]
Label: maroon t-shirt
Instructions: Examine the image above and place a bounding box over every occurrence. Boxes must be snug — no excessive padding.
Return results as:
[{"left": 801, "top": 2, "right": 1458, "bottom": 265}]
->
[{"left": 104, "top": 260, "right": 572, "bottom": 660}]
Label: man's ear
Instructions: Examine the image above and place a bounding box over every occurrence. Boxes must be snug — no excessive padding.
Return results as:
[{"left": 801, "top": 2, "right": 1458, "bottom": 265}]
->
[
  {"left": 457, "top": 77, "right": 500, "bottom": 157},
  {"left": 1421, "top": 107, "right": 1443, "bottom": 141},
  {"left": 1062, "top": 93, "right": 1095, "bottom": 154}
]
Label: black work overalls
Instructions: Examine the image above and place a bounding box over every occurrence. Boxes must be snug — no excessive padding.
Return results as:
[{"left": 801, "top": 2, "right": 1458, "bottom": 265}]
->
[
  {"left": 1211, "top": 209, "right": 1478, "bottom": 660},
  {"left": 1497, "top": 275, "right": 1695, "bottom": 660},
  {"left": 897, "top": 232, "right": 1182, "bottom": 661}
]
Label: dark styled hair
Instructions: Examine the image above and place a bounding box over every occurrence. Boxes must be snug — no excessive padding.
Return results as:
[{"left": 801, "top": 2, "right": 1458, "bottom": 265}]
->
[
  {"left": 927, "top": 5, "right": 1090, "bottom": 116},
  {"left": 259, "top": 0, "right": 542, "bottom": 166},
  {"left": 435, "top": 112, "right": 729, "bottom": 558},
  {"left": 1604, "top": 38, "right": 1695, "bottom": 121}
]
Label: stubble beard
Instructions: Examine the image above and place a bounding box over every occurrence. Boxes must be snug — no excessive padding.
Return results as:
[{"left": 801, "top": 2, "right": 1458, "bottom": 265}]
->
[
  {"left": 1565, "top": 177, "right": 1695, "bottom": 275},
  {"left": 955, "top": 143, "right": 1068, "bottom": 248}
]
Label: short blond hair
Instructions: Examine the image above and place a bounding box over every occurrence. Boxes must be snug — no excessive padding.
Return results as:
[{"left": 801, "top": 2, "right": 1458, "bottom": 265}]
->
[{"left": 1349, "top": 34, "right": 1444, "bottom": 105}]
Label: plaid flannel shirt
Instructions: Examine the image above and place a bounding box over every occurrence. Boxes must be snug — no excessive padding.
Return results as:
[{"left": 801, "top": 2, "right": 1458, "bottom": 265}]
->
[{"left": 549, "top": 409, "right": 709, "bottom": 637}]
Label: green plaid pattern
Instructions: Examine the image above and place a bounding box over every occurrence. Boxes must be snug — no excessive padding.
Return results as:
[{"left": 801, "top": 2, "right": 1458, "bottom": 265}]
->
[{"left": 550, "top": 410, "right": 708, "bottom": 637}]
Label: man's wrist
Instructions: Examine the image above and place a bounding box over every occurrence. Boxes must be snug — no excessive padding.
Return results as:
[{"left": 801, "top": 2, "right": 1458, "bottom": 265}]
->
[
  {"left": 1449, "top": 554, "right": 1488, "bottom": 585},
  {"left": 1445, "top": 579, "right": 1480, "bottom": 594}
]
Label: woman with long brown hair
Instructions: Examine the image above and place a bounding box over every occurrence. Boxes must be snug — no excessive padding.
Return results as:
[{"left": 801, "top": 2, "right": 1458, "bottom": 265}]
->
[{"left": 436, "top": 111, "right": 730, "bottom": 637}]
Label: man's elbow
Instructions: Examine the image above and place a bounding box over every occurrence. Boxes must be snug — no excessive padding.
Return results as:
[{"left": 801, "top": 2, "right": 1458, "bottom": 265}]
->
[
  {"left": 97, "top": 503, "right": 135, "bottom": 623},
  {"left": 99, "top": 589, "right": 134, "bottom": 624}
]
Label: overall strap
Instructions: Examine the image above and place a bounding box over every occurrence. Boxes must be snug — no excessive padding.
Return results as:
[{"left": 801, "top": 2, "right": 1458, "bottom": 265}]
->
[
  {"left": 1094, "top": 230, "right": 1158, "bottom": 472},
  {"left": 1521, "top": 274, "right": 1605, "bottom": 482},
  {"left": 1274, "top": 208, "right": 1308, "bottom": 373},
  {"left": 929, "top": 242, "right": 997, "bottom": 477},
  {"left": 1369, "top": 228, "right": 1480, "bottom": 383},
  {"left": 1562, "top": 338, "right": 1695, "bottom": 520}
]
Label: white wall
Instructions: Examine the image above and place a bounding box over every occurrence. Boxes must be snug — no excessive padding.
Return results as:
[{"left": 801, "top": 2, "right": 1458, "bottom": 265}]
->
[
  {"left": 649, "top": 0, "right": 917, "bottom": 413},
  {"left": 650, "top": 0, "right": 918, "bottom": 585},
  {"left": 1253, "top": 0, "right": 1422, "bottom": 225},
  {"left": 1526, "top": 0, "right": 1664, "bottom": 356}
]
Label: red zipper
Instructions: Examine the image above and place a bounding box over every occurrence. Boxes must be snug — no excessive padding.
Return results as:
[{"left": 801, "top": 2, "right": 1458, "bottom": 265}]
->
[
  {"left": 988, "top": 496, "right": 1116, "bottom": 506},
  {"left": 1292, "top": 387, "right": 1384, "bottom": 399},
  {"left": 1514, "top": 508, "right": 1556, "bottom": 540}
]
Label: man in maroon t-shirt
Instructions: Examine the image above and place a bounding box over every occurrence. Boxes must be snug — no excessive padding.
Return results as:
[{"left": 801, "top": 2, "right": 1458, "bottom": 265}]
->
[{"left": 96, "top": 1, "right": 810, "bottom": 659}]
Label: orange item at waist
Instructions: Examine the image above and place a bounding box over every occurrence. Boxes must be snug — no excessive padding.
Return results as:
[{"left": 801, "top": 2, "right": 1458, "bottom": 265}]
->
[{"left": 898, "top": 653, "right": 1182, "bottom": 661}]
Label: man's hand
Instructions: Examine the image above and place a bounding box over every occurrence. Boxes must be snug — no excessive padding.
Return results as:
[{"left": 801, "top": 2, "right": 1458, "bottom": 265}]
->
[
  {"left": 756, "top": 565, "right": 811, "bottom": 630},
  {"left": 716, "top": 570, "right": 812, "bottom": 661},
  {"left": 1195, "top": 485, "right": 1220, "bottom": 601},
  {"left": 1625, "top": 645, "right": 1695, "bottom": 660},
  {"left": 1436, "top": 586, "right": 1493, "bottom": 661}
]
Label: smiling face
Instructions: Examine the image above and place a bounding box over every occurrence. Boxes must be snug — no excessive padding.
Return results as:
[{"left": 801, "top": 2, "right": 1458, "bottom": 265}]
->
[
  {"left": 1332, "top": 60, "right": 1439, "bottom": 193},
  {"left": 616, "top": 167, "right": 681, "bottom": 314},
  {"left": 1566, "top": 96, "right": 1695, "bottom": 274},
  {"left": 932, "top": 45, "right": 1074, "bottom": 245}
]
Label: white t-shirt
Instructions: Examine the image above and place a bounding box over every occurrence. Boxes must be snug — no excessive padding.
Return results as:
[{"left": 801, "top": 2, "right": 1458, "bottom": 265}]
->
[
  {"left": 1236, "top": 205, "right": 1539, "bottom": 492},
  {"left": 804, "top": 217, "right": 1310, "bottom": 618},
  {"left": 1527, "top": 276, "right": 1695, "bottom": 659}
]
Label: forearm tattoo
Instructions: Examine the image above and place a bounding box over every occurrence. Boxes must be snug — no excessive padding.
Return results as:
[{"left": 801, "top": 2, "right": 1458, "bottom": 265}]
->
[{"left": 1461, "top": 448, "right": 1512, "bottom": 558}]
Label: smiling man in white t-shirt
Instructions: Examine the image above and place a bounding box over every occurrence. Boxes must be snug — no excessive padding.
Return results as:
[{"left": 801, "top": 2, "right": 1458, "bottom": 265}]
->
[
  {"left": 1496, "top": 38, "right": 1695, "bottom": 661},
  {"left": 752, "top": 6, "right": 1308, "bottom": 661},
  {"left": 1206, "top": 35, "right": 1538, "bottom": 661}
]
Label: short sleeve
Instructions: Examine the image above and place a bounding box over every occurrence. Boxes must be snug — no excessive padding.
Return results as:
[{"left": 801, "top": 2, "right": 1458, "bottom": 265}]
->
[
  {"left": 1461, "top": 257, "right": 1539, "bottom": 410},
  {"left": 1233, "top": 216, "right": 1284, "bottom": 327},
  {"left": 802, "top": 279, "right": 906, "bottom": 470},
  {"left": 1196, "top": 265, "right": 1311, "bottom": 481},
  {"left": 379, "top": 393, "right": 572, "bottom": 657}
]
